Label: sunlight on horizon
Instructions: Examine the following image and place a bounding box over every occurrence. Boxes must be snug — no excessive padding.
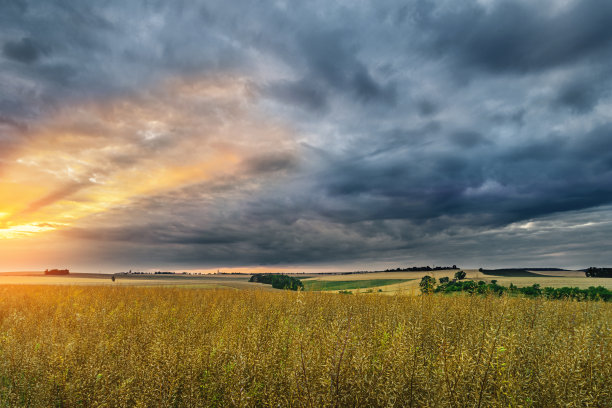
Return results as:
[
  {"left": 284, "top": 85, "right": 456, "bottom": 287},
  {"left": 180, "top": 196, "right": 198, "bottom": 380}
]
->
[{"left": 0, "top": 76, "right": 292, "bottom": 242}]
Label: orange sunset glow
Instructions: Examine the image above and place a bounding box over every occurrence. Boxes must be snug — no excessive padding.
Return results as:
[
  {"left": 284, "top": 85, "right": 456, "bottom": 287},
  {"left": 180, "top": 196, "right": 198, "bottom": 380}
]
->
[{"left": 0, "top": 77, "right": 294, "bottom": 245}]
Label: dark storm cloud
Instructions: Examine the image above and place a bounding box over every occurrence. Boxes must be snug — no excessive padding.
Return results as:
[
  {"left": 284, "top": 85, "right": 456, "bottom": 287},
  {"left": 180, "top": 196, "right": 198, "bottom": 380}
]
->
[
  {"left": 553, "top": 73, "right": 611, "bottom": 114},
  {"left": 259, "top": 26, "right": 398, "bottom": 111},
  {"left": 416, "top": 0, "right": 612, "bottom": 73},
  {"left": 262, "top": 79, "right": 329, "bottom": 113},
  {"left": 2, "top": 37, "right": 42, "bottom": 64},
  {"left": 3, "top": 0, "right": 612, "bottom": 269},
  {"left": 288, "top": 119, "right": 611, "bottom": 238},
  {"left": 555, "top": 83, "right": 598, "bottom": 113},
  {"left": 0, "top": 0, "right": 248, "bottom": 121},
  {"left": 417, "top": 99, "right": 439, "bottom": 117},
  {"left": 449, "top": 131, "right": 489, "bottom": 148},
  {"left": 242, "top": 152, "right": 298, "bottom": 175},
  {"left": 295, "top": 30, "right": 397, "bottom": 105}
]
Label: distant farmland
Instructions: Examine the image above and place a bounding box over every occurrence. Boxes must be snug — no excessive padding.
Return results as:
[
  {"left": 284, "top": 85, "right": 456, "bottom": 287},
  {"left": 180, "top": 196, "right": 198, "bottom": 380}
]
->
[
  {"left": 479, "top": 268, "right": 562, "bottom": 277},
  {"left": 299, "top": 269, "right": 612, "bottom": 294},
  {"left": 2, "top": 268, "right": 610, "bottom": 293}
]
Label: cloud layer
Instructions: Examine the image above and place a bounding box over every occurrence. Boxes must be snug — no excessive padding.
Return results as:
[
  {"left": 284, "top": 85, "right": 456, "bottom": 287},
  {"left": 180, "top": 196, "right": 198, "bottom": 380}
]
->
[{"left": 1, "top": 0, "right": 611, "bottom": 271}]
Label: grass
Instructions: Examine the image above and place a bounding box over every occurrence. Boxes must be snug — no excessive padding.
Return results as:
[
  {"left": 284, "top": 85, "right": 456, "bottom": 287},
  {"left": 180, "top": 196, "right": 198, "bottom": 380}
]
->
[
  {"left": 302, "top": 278, "right": 413, "bottom": 291},
  {"left": 0, "top": 274, "right": 265, "bottom": 291},
  {"left": 0, "top": 285, "right": 610, "bottom": 407}
]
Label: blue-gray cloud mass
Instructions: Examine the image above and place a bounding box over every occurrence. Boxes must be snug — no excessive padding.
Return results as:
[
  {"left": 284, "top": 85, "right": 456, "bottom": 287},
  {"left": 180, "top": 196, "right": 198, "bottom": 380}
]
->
[{"left": 2, "top": 0, "right": 611, "bottom": 270}]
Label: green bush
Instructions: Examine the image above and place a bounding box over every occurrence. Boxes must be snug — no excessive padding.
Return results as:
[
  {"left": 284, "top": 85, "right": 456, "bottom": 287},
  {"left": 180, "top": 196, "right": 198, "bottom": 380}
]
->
[
  {"left": 419, "top": 276, "right": 437, "bottom": 294},
  {"left": 249, "top": 274, "right": 304, "bottom": 290},
  {"left": 454, "top": 270, "right": 466, "bottom": 280},
  {"left": 433, "top": 279, "right": 611, "bottom": 302}
]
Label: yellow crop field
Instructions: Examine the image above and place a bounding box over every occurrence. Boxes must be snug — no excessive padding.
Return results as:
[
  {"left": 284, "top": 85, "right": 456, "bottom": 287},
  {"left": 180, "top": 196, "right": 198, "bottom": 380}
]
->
[
  {"left": 0, "top": 285, "right": 610, "bottom": 407},
  {"left": 0, "top": 274, "right": 268, "bottom": 291}
]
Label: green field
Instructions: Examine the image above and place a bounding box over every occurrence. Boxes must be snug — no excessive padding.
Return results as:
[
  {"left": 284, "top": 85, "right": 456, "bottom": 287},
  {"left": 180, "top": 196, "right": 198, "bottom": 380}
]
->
[{"left": 302, "top": 278, "right": 413, "bottom": 291}]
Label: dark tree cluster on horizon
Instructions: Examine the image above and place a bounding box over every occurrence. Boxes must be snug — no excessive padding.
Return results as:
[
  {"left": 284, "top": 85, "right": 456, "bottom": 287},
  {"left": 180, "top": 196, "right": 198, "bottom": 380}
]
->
[
  {"left": 585, "top": 267, "right": 612, "bottom": 278},
  {"left": 249, "top": 274, "right": 304, "bottom": 291},
  {"left": 385, "top": 265, "right": 458, "bottom": 272},
  {"left": 44, "top": 269, "right": 69, "bottom": 275}
]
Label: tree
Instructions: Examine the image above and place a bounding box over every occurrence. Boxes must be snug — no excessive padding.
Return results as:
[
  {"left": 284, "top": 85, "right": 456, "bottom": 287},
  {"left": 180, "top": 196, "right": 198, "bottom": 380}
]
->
[
  {"left": 249, "top": 274, "right": 304, "bottom": 290},
  {"left": 520, "top": 284, "right": 542, "bottom": 297},
  {"left": 44, "top": 269, "right": 69, "bottom": 275},
  {"left": 454, "top": 270, "right": 466, "bottom": 280},
  {"left": 419, "top": 276, "right": 437, "bottom": 294},
  {"left": 585, "top": 267, "right": 612, "bottom": 278}
]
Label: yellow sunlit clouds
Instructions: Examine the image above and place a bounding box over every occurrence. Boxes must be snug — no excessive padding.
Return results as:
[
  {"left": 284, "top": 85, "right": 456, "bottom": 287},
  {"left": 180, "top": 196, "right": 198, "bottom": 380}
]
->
[
  {"left": 0, "top": 223, "right": 67, "bottom": 240},
  {"left": 0, "top": 76, "right": 293, "bottom": 239}
]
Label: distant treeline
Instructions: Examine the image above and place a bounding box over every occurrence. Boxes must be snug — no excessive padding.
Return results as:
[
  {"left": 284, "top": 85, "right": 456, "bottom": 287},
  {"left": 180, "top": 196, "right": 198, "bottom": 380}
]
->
[
  {"left": 585, "top": 267, "right": 612, "bottom": 278},
  {"left": 44, "top": 269, "right": 69, "bottom": 275},
  {"left": 121, "top": 271, "right": 176, "bottom": 275},
  {"left": 384, "top": 265, "right": 458, "bottom": 272},
  {"left": 216, "top": 272, "right": 250, "bottom": 275},
  {"left": 120, "top": 271, "right": 204, "bottom": 275},
  {"left": 249, "top": 274, "right": 304, "bottom": 291},
  {"left": 425, "top": 277, "right": 611, "bottom": 301},
  {"left": 479, "top": 267, "right": 568, "bottom": 272}
]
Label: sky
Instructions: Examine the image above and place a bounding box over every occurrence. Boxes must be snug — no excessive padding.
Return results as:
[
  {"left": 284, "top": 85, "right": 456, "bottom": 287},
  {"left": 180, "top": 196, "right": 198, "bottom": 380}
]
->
[{"left": 1, "top": 0, "right": 611, "bottom": 273}]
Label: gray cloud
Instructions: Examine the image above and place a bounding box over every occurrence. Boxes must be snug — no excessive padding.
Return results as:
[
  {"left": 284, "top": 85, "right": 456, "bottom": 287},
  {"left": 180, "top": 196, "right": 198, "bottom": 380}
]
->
[
  {"left": 553, "top": 73, "right": 611, "bottom": 114},
  {"left": 263, "top": 79, "right": 329, "bottom": 113},
  {"left": 3, "top": 0, "right": 612, "bottom": 270},
  {"left": 3, "top": 37, "right": 42, "bottom": 63},
  {"left": 416, "top": 0, "right": 612, "bottom": 74},
  {"left": 243, "top": 152, "right": 299, "bottom": 175}
]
